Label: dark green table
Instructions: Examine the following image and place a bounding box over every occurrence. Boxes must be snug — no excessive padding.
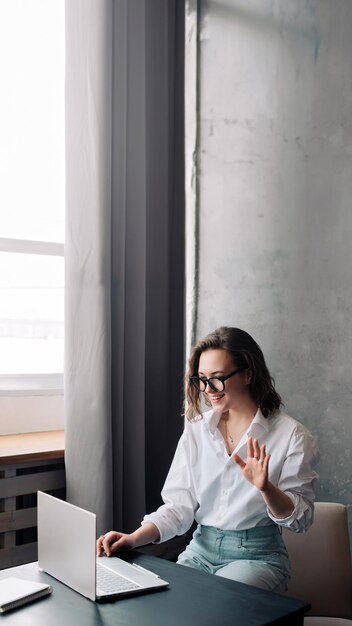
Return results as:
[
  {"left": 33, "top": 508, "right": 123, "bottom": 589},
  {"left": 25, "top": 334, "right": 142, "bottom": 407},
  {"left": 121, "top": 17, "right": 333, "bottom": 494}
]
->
[{"left": 0, "top": 552, "right": 309, "bottom": 625}]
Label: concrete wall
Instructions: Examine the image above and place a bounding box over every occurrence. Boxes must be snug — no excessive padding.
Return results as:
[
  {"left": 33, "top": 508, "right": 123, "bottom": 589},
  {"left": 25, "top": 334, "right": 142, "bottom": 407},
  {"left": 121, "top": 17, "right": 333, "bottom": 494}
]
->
[{"left": 187, "top": 0, "right": 352, "bottom": 530}]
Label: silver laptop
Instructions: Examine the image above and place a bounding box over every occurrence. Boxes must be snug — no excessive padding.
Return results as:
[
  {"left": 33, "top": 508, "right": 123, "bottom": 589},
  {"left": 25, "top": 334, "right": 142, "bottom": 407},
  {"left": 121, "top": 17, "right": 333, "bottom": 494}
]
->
[{"left": 37, "top": 491, "right": 168, "bottom": 601}]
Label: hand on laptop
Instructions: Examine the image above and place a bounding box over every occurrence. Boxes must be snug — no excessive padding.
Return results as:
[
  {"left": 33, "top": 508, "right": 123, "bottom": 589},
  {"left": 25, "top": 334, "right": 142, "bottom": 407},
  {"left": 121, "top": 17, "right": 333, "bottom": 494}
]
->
[
  {"left": 97, "top": 532, "right": 135, "bottom": 557},
  {"left": 96, "top": 522, "right": 160, "bottom": 557}
]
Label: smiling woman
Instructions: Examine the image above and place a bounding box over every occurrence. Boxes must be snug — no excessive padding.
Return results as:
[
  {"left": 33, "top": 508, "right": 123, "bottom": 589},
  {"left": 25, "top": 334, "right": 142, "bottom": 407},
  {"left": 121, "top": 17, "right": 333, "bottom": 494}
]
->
[
  {"left": 97, "top": 326, "right": 320, "bottom": 594},
  {"left": 186, "top": 327, "right": 282, "bottom": 421}
]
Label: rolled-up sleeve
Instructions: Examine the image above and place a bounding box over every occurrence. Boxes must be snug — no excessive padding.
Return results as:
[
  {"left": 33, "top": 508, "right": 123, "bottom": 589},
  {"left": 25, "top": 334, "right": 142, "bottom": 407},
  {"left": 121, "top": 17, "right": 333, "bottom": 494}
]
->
[
  {"left": 142, "top": 429, "right": 198, "bottom": 543},
  {"left": 267, "top": 426, "right": 320, "bottom": 533}
]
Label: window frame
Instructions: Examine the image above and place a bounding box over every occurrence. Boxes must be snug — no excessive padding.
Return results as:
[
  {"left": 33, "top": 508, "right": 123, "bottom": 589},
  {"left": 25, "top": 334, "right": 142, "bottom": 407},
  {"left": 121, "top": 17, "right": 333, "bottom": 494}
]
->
[{"left": 0, "top": 236, "right": 64, "bottom": 395}]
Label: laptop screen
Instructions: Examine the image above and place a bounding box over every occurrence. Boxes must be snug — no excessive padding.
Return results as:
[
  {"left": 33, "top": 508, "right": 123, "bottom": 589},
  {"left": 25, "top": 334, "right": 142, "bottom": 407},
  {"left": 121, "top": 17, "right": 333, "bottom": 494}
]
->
[{"left": 37, "top": 491, "right": 97, "bottom": 601}]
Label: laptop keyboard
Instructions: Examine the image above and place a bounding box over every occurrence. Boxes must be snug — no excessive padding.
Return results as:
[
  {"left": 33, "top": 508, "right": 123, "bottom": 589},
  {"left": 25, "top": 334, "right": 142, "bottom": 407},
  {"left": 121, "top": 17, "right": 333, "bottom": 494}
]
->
[{"left": 96, "top": 563, "right": 141, "bottom": 594}]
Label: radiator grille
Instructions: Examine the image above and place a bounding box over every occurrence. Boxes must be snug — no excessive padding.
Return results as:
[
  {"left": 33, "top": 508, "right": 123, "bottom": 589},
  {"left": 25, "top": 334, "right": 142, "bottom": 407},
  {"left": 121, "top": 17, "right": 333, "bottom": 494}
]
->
[{"left": 0, "top": 459, "right": 65, "bottom": 569}]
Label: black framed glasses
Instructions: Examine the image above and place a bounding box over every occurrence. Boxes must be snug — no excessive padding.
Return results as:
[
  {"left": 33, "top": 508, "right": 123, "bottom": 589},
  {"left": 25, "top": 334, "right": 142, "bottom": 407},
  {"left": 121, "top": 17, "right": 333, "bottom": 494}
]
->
[{"left": 190, "top": 367, "right": 247, "bottom": 393}]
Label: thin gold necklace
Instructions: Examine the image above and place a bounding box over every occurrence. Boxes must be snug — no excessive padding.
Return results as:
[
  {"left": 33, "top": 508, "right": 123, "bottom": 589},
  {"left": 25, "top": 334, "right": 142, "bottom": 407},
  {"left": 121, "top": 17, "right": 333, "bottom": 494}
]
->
[{"left": 225, "top": 421, "right": 248, "bottom": 445}]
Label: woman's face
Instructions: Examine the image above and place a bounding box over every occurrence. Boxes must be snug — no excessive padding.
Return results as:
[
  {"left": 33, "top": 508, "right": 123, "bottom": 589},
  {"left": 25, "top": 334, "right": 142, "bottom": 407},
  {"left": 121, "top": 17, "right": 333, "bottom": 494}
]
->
[{"left": 198, "top": 348, "right": 251, "bottom": 414}]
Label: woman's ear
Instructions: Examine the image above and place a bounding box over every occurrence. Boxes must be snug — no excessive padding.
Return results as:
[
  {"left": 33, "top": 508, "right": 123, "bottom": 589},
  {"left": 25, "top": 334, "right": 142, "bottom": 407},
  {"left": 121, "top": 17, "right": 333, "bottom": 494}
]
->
[{"left": 245, "top": 369, "right": 252, "bottom": 385}]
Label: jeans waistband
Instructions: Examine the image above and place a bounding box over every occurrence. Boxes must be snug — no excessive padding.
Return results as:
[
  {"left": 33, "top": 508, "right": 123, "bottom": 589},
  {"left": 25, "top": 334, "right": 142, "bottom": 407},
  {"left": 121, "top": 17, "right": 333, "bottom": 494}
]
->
[{"left": 198, "top": 524, "right": 280, "bottom": 540}]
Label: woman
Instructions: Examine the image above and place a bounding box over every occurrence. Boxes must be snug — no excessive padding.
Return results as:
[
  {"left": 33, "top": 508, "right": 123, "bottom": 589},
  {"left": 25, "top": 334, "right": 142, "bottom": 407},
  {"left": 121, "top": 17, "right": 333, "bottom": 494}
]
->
[{"left": 97, "top": 327, "right": 319, "bottom": 592}]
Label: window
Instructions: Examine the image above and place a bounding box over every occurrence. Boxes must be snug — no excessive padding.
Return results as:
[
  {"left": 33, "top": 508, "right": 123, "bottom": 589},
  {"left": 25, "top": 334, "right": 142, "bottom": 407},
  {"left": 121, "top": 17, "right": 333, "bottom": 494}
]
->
[{"left": 0, "top": 1, "right": 65, "bottom": 433}]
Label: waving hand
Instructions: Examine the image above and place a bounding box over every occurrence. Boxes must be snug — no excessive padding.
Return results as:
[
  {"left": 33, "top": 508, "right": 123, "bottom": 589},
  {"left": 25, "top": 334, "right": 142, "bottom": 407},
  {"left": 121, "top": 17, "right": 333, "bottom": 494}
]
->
[{"left": 232, "top": 436, "right": 270, "bottom": 492}]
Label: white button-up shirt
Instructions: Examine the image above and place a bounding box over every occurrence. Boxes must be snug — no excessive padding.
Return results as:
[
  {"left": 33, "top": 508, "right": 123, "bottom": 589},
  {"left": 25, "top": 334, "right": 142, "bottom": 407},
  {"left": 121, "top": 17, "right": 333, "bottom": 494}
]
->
[{"left": 142, "top": 408, "right": 320, "bottom": 543}]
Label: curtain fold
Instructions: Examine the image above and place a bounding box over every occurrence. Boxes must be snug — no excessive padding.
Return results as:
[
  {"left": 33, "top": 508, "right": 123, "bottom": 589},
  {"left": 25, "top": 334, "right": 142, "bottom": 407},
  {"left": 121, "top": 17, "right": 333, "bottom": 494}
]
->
[
  {"left": 65, "top": 0, "right": 185, "bottom": 537},
  {"left": 65, "top": 0, "right": 113, "bottom": 534}
]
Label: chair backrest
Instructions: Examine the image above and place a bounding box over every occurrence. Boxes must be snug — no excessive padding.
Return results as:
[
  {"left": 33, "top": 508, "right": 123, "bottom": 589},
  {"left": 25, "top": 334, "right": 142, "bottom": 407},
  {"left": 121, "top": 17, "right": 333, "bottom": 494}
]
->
[{"left": 282, "top": 502, "right": 352, "bottom": 618}]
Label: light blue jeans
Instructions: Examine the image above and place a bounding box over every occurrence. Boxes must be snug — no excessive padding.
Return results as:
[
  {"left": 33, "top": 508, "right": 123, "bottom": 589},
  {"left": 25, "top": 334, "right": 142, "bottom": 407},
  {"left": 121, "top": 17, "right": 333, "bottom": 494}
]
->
[{"left": 177, "top": 524, "right": 290, "bottom": 593}]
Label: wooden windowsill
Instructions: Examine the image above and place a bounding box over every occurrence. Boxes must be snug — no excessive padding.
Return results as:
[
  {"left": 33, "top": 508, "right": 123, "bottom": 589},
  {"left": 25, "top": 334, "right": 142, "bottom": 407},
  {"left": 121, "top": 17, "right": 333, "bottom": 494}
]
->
[{"left": 0, "top": 430, "right": 65, "bottom": 465}]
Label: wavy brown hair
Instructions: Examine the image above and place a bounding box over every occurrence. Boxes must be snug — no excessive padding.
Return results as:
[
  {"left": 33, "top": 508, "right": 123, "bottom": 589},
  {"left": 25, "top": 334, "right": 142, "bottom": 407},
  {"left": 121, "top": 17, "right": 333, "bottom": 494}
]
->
[{"left": 185, "top": 327, "right": 282, "bottom": 421}]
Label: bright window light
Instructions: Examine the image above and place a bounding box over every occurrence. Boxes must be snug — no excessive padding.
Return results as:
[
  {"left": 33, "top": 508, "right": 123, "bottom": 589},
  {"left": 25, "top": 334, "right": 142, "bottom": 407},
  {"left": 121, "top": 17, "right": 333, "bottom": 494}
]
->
[{"left": 0, "top": 0, "right": 65, "bottom": 379}]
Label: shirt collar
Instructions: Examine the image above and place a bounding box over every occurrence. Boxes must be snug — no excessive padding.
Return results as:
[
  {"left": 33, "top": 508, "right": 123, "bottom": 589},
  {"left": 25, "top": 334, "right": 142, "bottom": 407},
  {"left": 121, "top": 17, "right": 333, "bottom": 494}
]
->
[
  {"left": 203, "top": 407, "right": 270, "bottom": 435},
  {"left": 203, "top": 409, "right": 222, "bottom": 434},
  {"left": 249, "top": 408, "right": 270, "bottom": 433}
]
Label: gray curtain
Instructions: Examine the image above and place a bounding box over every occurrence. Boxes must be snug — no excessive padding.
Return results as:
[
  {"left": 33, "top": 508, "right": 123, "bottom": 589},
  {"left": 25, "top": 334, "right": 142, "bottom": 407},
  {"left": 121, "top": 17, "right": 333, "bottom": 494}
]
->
[{"left": 65, "top": 0, "right": 185, "bottom": 535}]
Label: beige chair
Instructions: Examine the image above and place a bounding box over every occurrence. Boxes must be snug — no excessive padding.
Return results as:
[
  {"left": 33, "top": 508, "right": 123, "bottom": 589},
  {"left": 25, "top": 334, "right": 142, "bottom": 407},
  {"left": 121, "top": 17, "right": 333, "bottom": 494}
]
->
[{"left": 282, "top": 502, "right": 352, "bottom": 625}]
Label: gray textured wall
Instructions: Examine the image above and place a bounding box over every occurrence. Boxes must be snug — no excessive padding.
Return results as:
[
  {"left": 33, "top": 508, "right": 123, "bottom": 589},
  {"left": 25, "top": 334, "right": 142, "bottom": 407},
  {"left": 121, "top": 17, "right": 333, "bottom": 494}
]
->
[{"left": 188, "top": 0, "right": 352, "bottom": 533}]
